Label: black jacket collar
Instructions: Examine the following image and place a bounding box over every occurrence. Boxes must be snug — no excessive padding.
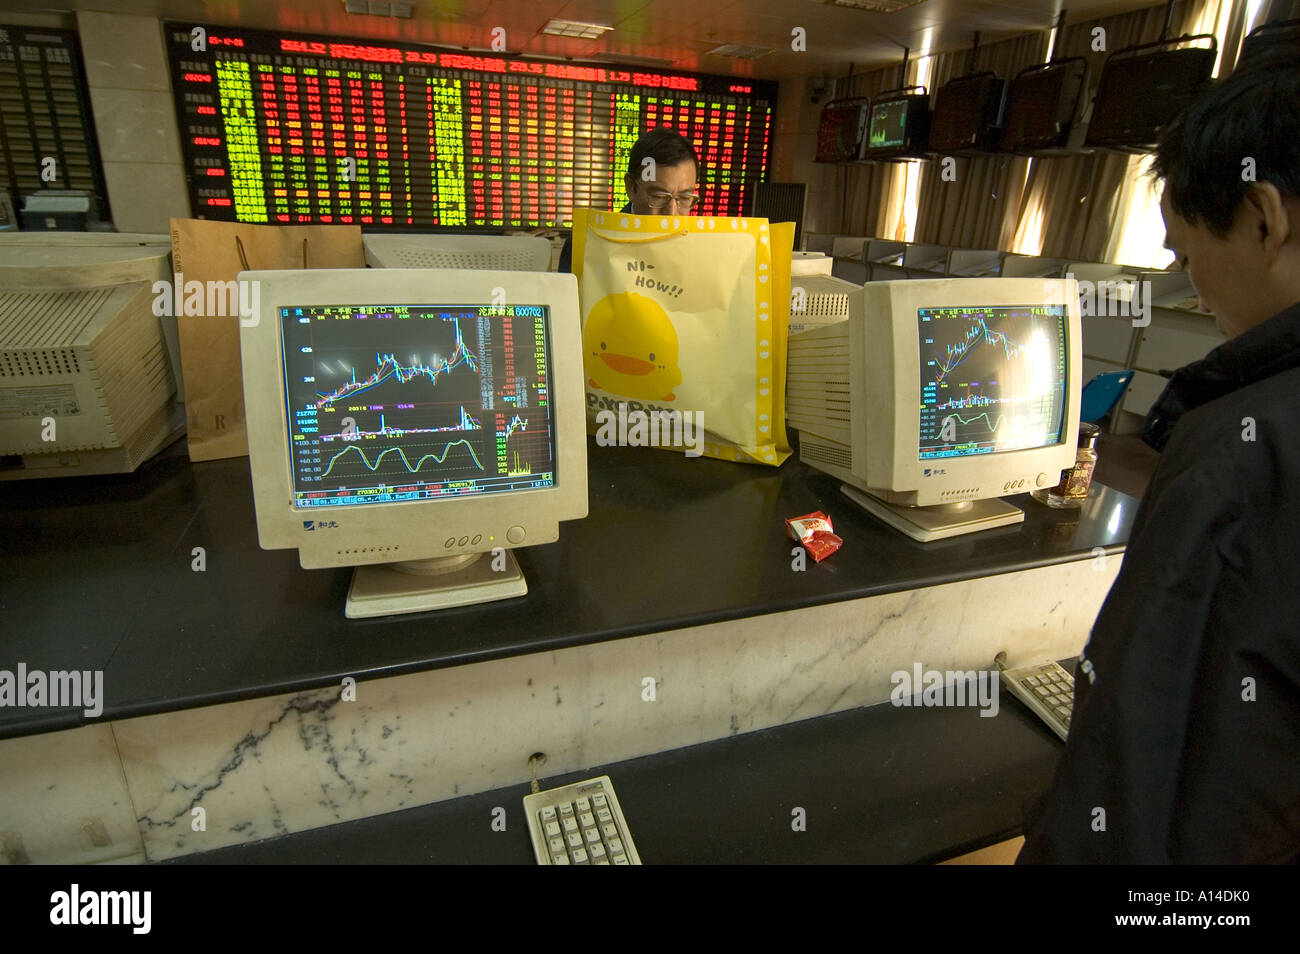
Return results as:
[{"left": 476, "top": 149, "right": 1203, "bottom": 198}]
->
[{"left": 1143, "top": 300, "right": 1300, "bottom": 451}]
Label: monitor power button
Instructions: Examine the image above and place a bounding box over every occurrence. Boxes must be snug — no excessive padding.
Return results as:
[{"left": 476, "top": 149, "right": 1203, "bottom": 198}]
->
[{"left": 507, "top": 525, "right": 526, "bottom": 544}]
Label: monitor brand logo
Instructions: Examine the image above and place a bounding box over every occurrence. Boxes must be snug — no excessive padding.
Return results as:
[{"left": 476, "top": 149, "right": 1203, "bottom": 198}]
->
[
  {"left": 0, "top": 664, "right": 104, "bottom": 718},
  {"left": 890, "top": 663, "right": 999, "bottom": 718},
  {"left": 302, "top": 520, "right": 339, "bottom": 530}
]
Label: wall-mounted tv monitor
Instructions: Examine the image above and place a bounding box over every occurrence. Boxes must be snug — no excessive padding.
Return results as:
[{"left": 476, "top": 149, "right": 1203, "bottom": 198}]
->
[
  {"left": 815, "top": 97, "right": 872, "bottom": 162},
  {"left": 1000, "top": 59, "right": 1089, "bottom": 154},
  {"left": 929, "top": 72, "right": 1007, "bottom": 153},
  {"left": 861, "top": 93, "right": 931, "bottom": 160},
  {"left": 1085, "top": 40, "right": 1216, "bottom": 150},
  {"left": 1238, "top": 18, "right": 1300, "bottom": 66}
]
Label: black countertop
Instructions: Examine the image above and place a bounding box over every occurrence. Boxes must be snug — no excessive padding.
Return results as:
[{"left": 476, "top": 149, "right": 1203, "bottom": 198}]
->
[{"left": 0, "top": 437, "right": 1137, "bottom": 739}]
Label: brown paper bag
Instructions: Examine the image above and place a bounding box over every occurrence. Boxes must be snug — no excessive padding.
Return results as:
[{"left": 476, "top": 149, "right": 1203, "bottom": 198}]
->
[{"left": 169, "top": 219, "right": 365, "bottom": 461}]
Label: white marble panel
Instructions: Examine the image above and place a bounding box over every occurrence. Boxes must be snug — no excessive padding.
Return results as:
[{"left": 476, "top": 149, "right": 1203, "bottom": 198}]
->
[
  {"left": 113, "top": 555, "right": 1119, "bottom": 860},
  {"left": 0, "top": 723, "right": 144, "bottom": 865}
]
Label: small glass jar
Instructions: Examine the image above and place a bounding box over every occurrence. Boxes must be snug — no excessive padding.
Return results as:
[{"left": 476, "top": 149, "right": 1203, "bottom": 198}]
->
[{"left": 1032, "top": 422, "right": 1100, "bottom": 509}]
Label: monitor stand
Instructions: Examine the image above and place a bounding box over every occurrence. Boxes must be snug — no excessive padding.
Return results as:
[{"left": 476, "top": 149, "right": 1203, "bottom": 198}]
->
[
  {"left": 840, "top": 484, "right": 1024, "bottom": 542},
  {"left": 345, "top": 551, "right": 527, "bottom": 619}
]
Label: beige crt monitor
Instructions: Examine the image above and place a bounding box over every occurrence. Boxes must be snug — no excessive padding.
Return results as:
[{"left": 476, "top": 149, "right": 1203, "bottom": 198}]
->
[
  {"left": 239, "top": 269, "right": 588, "bottom": 618},
  {"left": 788, "top": 278, "right": 1082, "bottom": 541}
]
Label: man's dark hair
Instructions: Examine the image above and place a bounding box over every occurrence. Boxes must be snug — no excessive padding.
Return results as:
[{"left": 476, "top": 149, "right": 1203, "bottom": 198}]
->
[
  {"left": 626, "top": 127, "right": 699, "bottom": 181},
  {"left": 1153, "top": 52, "right": 1300, "bottom": 235}
]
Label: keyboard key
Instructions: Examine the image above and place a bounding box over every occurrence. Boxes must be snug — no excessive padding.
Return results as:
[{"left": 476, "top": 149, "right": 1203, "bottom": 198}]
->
[
  {"left": 602, "top": 822, "right": 619, "bottom": 839},
  {"left": 609, "top": 838, "right": 624, "bottom": 854},
  {"left": 585, "top": 828, "right": 601, "bottom": 844},
  {"left": 579, "top": 812, "right": 595, "bottom": 827},
  {"left": 593, "top": 793, "right": 608, "bottom": 808},
  {"left": 1025, "top": 676, "right": 1040, "bottom": 686},
  {"left": 549, "top": 836, "right": 565, "bottom": 854},
  {"left": 567, "top": 832, "right": 583, "bottom": 849},
  {"left": 596, "top": 808, "right": 613, "bottom": 823},
  {"left": 575, "top": 797, "right": 591, "bottom": 812},
  {"left": 544, "top": 820, "right": 561, "bottom": 838},
  {"left": 563, "top": 817, "right": 578, "bottom": 833},
  {"left": 572, "top": 847, "right": 588, "bottom": 864},
  {"left": 613, "top": 854, "right": 630, "bottom": 865},
  {"left": 594, "top": 858, "right": 611, "bottom": 865},
  {"left": 552, "top": 853, "right": 570, "bottom": 865},
  {"left": 540, "top": 806, "right": 557, "bottom": 822},
  {"left": 590, "top": 843, "right": 607, "bottom": 860},
  {"left": 558, "top": 802, "right": 574, "bottom": 817},
  {"left": 1035, "top": 686, "right": 1051, "bottom": 697},
  {"left": 1055, "top": 705, "right": 1070, "bottom": 718}
]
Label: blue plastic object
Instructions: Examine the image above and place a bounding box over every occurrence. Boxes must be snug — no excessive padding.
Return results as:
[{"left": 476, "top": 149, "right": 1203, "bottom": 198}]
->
[{"left": 1079, "top": 370, "right": 1134, "bottom": 423}]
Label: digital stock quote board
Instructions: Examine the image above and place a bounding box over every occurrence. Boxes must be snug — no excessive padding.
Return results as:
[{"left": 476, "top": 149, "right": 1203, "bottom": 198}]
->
[{"left": 165, "top": 22, "right": 776, "bottom": 229}]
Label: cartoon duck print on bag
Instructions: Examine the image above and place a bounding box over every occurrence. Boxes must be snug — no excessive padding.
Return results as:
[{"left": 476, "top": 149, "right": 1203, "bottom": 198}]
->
[{"left": 583, "top": 291, "right": 683, "bottom": 401}]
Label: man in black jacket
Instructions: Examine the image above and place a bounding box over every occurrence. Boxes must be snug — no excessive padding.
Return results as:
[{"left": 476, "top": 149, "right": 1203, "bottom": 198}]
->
[
  {"left": 1019, "top": 55, "right": 1300, "bottom": 863},
  {"left": 557, "top": 127, "right": 699, "bottom": 272}
]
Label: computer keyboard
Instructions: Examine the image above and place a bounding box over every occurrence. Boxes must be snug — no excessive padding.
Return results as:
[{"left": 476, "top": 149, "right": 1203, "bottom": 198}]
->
[
  {"left": 524, "top": 775, "right": 642, "bottom": 865},
  {"left": 997, "top": 659, "right": 1074, "bottom": 741}
]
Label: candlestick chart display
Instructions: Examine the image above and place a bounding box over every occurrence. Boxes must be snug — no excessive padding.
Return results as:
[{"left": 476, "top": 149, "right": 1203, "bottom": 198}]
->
[
  {"left": 281, "top": 303, "right": 556, "bottom": 508},
  {"left": 166, "top": 22, "right": 775, "bottom": 228},
  {"left": 917, "top": 304, "right": 1067, "bottom": 459}
]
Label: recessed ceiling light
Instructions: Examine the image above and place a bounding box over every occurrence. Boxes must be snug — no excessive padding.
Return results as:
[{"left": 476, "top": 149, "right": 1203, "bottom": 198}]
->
[
  {"left": 705, "top": 43, "right": 773, "bottom": 59},
  {"left": 542, "top": 19, "right": 615, "bottom": 40},
  {"left": 827, "top": 0, "right": 930, "bottom": 12}
]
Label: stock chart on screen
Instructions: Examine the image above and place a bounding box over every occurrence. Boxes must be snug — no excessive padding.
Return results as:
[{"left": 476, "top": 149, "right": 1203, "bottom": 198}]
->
[
  {"left": 918, "top": 304, "right": 1067, "bottom": 459},
  {"left": 281, "top": 303, "right": 556, "bottom": 508},
  {"left": 165, "top": 22, "right": 775, "bottom": 228}
]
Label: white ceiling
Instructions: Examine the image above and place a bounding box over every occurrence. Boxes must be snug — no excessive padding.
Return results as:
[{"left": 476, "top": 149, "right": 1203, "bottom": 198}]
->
[{"left": 0, "top": 0, "right": 1169, "bottom": 80}]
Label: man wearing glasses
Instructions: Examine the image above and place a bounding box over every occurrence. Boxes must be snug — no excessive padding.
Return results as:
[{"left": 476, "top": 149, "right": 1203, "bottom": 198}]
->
[{"left": 558, "top": 127, "right": 700, "bottom": 271}]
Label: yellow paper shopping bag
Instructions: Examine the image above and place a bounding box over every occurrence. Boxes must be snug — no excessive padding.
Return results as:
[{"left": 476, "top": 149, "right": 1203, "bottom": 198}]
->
[{"left": 571, "top": 209, "right": 793, "bottom": 466}]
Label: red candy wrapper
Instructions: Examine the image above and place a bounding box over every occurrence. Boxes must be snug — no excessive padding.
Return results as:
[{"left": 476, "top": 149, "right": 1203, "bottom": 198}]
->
[{"left": 785, "top": 511, "right": 843, "bottom": 563}]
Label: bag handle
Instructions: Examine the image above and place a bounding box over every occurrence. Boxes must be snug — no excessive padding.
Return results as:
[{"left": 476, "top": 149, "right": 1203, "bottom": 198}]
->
[
  {"left": 235, "top": 235, "right": 311, "bottom": 270},
  {"left": 585, "top": 224, "right": 690, "bottom": 245}
]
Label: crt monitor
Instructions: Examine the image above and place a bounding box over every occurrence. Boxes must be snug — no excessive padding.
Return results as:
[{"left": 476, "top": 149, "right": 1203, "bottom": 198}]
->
[
  {"left": 1000, "top": 59, "right": 1089, "bottom": 153},
  {"left": 862, "top": 93, "right": 931, "bottom": 159},
  {"left": 238, "top": 268, "right": 588, "bottom": 618},
  {"left": 1085, "top": 43, "right": 1215, "bottom": 150},
  {"left": 815, "top": 97, "right": 872, "bottom": 162},
  {"left": 929, "top": 72, "right": 1006, "bottom": 153},
  {"left": 786, "top": 278, "right": 1081, "bottom": 541}
]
